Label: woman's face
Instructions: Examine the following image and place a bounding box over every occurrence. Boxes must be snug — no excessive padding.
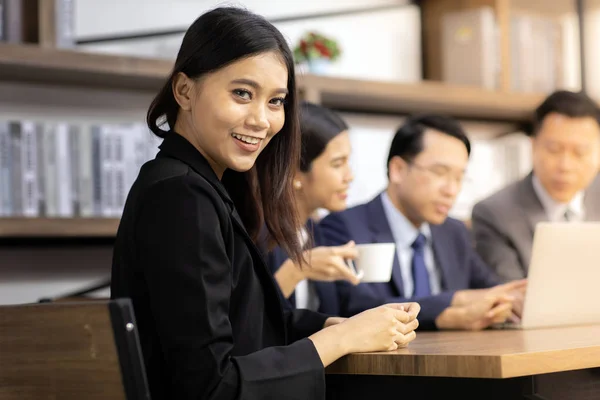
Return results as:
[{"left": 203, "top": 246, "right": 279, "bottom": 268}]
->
[
  {"left": 173, "top": 51, "right": 289, "bottom": 177},
  {"left": 296, "top": 131, "right": 354, "bottom": 213}
]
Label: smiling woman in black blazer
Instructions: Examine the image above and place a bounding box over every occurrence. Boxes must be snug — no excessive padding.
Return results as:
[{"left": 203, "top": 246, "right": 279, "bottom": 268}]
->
[{"left": 111, "top": 7, "right": 420, "bottom": 400}]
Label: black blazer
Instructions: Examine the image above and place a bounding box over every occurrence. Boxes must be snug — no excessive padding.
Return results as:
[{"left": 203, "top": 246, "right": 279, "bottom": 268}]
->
[{"left": 111, "top": 133, "right": 328, "bottom": 400}]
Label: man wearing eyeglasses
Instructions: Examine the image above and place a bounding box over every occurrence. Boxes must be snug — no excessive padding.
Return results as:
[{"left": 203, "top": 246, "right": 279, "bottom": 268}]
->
[
  {"left": 472, "top": 91, "right": 600, "bottom": 282},
  {"left": 319, "top": 114, "right": 525, "bottom": 331}
]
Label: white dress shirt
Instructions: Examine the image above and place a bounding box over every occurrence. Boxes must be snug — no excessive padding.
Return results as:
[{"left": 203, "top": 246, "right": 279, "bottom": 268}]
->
[
  {"left": 294, "top": 227, "right": 320, "bottom": 311},
  {"left": 380, "top": 192, "right": 442, "bottom": 297},
  {"left": 532, "top": 175, "right": 585, "bottom": 222}
]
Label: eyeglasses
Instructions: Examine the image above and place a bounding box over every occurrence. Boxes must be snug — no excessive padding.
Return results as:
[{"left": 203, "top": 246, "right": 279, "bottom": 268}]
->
[
  {"left": 408, "top": 162, "right": 469, "bottom": 186},
  {"left": 540, "top": 141, "right": 595, "bottom": 162}
]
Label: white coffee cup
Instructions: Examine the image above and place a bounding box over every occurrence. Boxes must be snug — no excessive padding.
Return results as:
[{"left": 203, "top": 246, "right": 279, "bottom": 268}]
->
[{"left": 350, "top": 243, "right": 396, "bottom": 283}]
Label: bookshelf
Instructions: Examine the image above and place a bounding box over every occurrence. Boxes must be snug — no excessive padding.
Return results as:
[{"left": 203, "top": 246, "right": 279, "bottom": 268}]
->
[
  {"left": 0, "top": 43, "right": 544, "bottom": 123},
  {"left": 0, "top": 44, "right": 548, "bottom": 239},
  {"left": 421, "top": 0, "right": 578, "bottom": 93}
]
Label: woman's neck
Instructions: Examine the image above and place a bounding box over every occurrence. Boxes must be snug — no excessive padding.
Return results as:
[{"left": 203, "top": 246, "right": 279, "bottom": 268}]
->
[
  {"left": 173, "top": 120, "right": 225, "bottom": 179},
  {"left": 295, "top": 195, "right": 313, "bottom": 227}
]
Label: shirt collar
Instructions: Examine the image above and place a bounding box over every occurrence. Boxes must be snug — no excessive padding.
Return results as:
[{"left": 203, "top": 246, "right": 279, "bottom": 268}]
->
[
  {"left": 532, "top": 174, "right": 585, "bottom": 221},
  {"left": 381, "top": 191, "right": 431, "bottom": 249}
]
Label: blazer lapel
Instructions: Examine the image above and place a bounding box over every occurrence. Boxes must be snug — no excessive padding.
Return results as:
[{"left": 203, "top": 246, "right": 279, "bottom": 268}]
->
[
  {"left": 157, "top": 132, "right": 234, "bottom": 204},
  {"left": 159, "top": 133, "right": 288, "bottom": 334},
  {"left": 366, "top": 194, "right": 405, "bottom": 296},
  {"left": 518, "top": 173, "right": 548, "bottom": 236},
  {"left": 229, "top": 209, "right": 288, "bottom": 326},
  {"left": 429, "top": 224, "right": 455, "bottom": 289},
  {"left": 584, "top": 174, "right": 600, "bottom": 220},
  {"left": 518, "top": 172, "right": 600, "bottom": 222}
]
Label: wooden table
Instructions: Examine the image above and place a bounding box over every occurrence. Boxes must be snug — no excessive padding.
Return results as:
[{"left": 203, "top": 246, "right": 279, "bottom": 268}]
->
[{"left": 325, "top": 325, "right": 600, "bottom": 400}]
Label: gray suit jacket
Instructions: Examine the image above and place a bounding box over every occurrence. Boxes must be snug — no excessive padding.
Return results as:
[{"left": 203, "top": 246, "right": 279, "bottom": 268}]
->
[{"left": 471, "top": 173, "right": 600, "bottom": 281}]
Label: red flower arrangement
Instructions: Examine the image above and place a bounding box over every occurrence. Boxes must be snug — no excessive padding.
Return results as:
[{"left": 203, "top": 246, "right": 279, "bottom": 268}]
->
[{"left": 293, "top": 32, "right": 341, "bottom": 63}]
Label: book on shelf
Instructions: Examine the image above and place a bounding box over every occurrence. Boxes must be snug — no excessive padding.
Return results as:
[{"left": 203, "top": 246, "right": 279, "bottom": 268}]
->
[
  {"left": 0, "top": 0, "right": 24, "bottom": 43},
  {"left": 510, "top": 12, "right": 566, "bottom": 93},
  {"left": 441, "top": 6, "right": 500, "bottom": 91},
  {"left": 0, "top": 120, "right": 162, "bottom": 218},
  {"left": 0, "top": 0, "right": 76, "bottom": 48},
  {"left": 439, "top": 6, "right": 572, "bottom": 93}
]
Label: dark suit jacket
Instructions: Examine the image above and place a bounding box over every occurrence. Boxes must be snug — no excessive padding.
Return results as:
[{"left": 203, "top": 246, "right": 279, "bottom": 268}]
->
[
  {"left": 472, "top": 172, "right": 600, "bottom": 281},
  {"left": 265, "top": 220, "right": 341, "bottom": 315},
  {"left": 111, "top": 133, "right": 327, "bottom": 400},
  {"left": 319, "top": 193, "right": 500, "bottom": 330}
]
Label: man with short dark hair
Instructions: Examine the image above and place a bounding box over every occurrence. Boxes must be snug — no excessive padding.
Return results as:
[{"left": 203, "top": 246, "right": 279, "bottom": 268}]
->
[
  {"left": 320, "top": 114, "right": 525, "bottom": 330},
  {"left": 472, "top": 90, "right": 600, "bottom": 281}
]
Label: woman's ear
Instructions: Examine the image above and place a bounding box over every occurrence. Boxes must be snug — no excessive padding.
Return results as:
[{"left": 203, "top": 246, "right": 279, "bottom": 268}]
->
[{"left": 172, "top": 72, "right": 194, "bottom": 111}]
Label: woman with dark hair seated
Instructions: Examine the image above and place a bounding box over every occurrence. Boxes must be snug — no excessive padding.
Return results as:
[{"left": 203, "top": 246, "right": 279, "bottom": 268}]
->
[
  {"left": 267, "top": 102, "right": 361, "bottom": 315},
  {"left": 111, "top": 7, "right": 419, "bottom": 400}
]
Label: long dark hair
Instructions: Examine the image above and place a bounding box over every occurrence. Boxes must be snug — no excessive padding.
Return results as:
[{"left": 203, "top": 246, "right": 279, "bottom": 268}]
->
[
  {"left": 146, "top": 7, "right": 302, "bottom": 262},
  {"left": 299, "top": 101, "right": 349, "bottom": 172}
]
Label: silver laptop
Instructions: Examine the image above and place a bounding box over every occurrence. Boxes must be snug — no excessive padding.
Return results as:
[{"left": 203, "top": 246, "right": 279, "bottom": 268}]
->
[{"left": 498, "top": 222, "right": 600, "bottom": 330}]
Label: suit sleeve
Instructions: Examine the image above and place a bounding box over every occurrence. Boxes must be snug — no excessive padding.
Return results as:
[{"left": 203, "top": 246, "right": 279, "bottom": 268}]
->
[
  {"left": 319, "top": 212, "right": 353, "bottom": 246},
  {"left": 285, "top": 309, "right": 330, "bottom": 343},
  {"left": 264, "top": 248, "right": 297, "bottom": 312},
  {"left": 136, "top": 177, "right": 325, "bottom": 400},
  {"left": 468, "top": 250, "right": 501, "bottom": 288},
  {"left": 450, "top": 219, "right": 501, "bottom": 289},
  {"left": 472, "top": 202, "right": 525, "bottom": 282},
  {"left": 335, "top": 280, "right": 453, "bottom": 330},
  {"left": 321, "top": 213, "right": 453, "bottom": 330}
]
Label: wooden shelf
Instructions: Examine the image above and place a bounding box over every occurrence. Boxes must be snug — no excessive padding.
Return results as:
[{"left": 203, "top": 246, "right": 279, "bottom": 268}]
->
[
  {"left": 0, "top": 43, "right": 172, "bottom": 91},
  {"left": 0, "top": 218, "right": 120, "bottom": 238},
  {"left": 0, "top": 43, "right": 544, "bottom": 123},
  {"left": 298, "top": 74, "right": 544, "bottom": 122}
]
